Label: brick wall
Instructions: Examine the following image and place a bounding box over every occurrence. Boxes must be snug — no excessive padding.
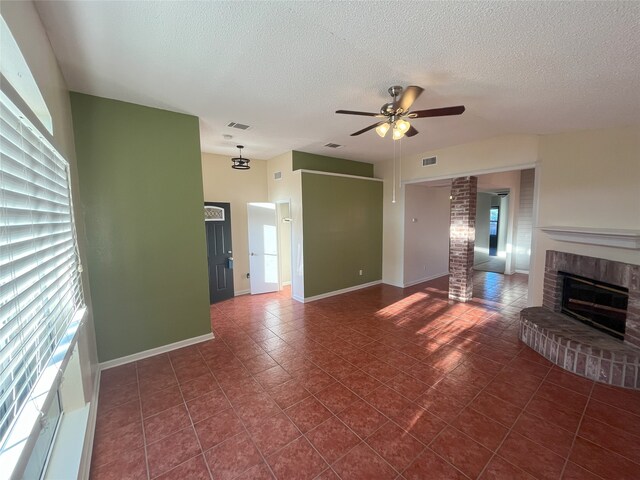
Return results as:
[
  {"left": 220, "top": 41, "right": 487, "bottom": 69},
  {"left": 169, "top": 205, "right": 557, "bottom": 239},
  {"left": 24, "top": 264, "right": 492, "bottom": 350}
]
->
[{"left": 448, "top": 176, "right": 478, "bottom": 302}]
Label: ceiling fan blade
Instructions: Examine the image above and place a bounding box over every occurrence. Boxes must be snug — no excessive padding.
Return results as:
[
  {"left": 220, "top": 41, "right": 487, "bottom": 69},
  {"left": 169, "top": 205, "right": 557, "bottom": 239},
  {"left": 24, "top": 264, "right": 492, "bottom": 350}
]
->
[
  {"left": 351, "top": 121, "right": 384, "bottom": 136},
  {"left": 409, "top": 105, "right": 466, "bottom": 118},
  {"left": 396, "top": 86, "right": 424, "bottom": 113},
  {"left": 336, "top": 109, "right": 381, "bottom": 117},
  {"left": 405, "top": 125, "right": 419, "bottom": 137}
]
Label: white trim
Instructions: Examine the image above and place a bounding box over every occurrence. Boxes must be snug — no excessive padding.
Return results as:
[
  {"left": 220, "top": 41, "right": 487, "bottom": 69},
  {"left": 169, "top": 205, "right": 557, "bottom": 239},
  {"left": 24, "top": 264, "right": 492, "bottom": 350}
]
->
[
  {"left": 281, "top": 281, "right": 291, "bottom": 286},
  {"left": 43, "top": 405, "right": 90, "bottom": 480},
  {"left": 298, "top": 169, "right": 383, "bottom": 182},
  {"left": 515, "top": 269, "right": 530, "bottom": 274},
  {"left": 99, "top": 333, "right": 214, "bottom": 370},
  {"left": 300, "top": 280, "right": 382, "bottom": 303},
  {"left": 78, "top": 369, "right": 100, "bottom": 480},
  {"left": 403, "top": 272, "right": 449, "bottom": 288},
  {"left": 234, "top": 289, "right": 250, "bottom": 296},
  {"left": 2, "top": 308, "right": 86, "bottom": 479},
  {"left": 540, "top": 226, "right": 640, "bottom": 249},
  {"left": 403, "top": 162, "right": 538, "bottom": 186},
  {"left": 292, "top": 294, "right": 304, "bottom": 303}
]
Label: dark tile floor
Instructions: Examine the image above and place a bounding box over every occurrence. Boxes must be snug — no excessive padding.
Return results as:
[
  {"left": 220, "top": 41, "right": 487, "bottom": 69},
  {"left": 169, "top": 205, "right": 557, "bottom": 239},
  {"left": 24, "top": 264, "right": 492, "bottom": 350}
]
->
[{"left": 90, "top": 273, "right": 640, "bottom": 480}]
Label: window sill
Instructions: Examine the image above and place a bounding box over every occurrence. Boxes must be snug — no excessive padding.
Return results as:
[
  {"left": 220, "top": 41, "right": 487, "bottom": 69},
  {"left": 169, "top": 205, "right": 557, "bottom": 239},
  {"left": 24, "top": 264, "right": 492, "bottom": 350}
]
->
[{"left": 0, "top": 307, "right": 87, "bottom": 479}]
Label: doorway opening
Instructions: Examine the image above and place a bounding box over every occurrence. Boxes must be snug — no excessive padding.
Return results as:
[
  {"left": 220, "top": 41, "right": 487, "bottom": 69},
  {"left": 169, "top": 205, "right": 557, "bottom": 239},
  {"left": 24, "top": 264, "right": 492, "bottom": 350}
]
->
[
  {"left": 402, "top": 167, "right": 536, "bottom": 290},
  {"left": 489, "top": 206, "right": 499, "bottom": 256},
  {"left": 246, "top": 201, "right": 293, "bottom": 297}
]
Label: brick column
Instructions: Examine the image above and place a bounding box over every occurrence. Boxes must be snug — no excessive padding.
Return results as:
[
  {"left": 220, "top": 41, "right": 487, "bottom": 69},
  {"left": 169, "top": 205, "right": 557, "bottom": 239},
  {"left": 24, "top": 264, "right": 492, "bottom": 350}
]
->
[{"left": 448, "top": 176, "right": 478, "bottom": 302}]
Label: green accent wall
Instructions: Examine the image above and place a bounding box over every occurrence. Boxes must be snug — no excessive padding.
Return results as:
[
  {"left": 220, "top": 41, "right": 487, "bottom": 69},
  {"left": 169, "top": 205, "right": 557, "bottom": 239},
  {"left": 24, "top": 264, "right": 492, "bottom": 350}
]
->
[
  {"left": 301, "top": 172, "right": 383, "bottom": 297},
  {"left": 70, "top": 93, "right": 210, "bottom": 362},
  {"left": 293, "top": 151, "right": 374, "bottom": 177}
]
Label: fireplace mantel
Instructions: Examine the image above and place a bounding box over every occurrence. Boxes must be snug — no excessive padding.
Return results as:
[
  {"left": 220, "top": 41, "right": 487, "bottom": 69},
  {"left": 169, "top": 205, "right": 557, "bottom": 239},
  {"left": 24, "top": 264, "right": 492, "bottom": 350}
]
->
[{"left": 541, "top": 226, "right": 640, "bottom": 249}]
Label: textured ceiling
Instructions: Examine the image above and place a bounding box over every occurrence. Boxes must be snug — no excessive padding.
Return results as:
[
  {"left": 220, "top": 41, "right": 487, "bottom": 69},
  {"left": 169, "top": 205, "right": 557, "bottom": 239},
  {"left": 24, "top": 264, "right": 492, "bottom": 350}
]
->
[{"left": 34, "top": 1, "right": 640, "bottom": 163}]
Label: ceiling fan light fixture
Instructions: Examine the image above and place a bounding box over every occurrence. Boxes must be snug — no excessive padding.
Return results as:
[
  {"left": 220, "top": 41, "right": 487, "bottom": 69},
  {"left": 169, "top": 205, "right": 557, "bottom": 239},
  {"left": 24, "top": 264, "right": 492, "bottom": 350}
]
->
[
  {"left": 231, "top": 145, "right": 251, "bottom": 170},
  {"left": 375, "top": 123, "right": 390, "bottom": 138},
  {"left": 396, "top": 118, "right": 410, "bottom": 133},
  {"left": 392, "top": 126, "right": 405, "bottom": 140}
]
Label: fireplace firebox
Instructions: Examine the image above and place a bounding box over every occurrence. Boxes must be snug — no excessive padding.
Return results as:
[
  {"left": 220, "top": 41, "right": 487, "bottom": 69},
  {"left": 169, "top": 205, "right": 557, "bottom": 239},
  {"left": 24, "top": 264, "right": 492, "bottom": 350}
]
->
[{"left": 560, "top": 272, "right": 628, "bottom": 340}]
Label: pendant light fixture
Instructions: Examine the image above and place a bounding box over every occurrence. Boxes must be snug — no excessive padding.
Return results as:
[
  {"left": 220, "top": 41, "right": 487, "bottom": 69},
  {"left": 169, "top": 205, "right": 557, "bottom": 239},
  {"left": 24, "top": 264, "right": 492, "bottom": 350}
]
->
[{"left": 231, "top": 145, "right": 250, "bottom": 170}]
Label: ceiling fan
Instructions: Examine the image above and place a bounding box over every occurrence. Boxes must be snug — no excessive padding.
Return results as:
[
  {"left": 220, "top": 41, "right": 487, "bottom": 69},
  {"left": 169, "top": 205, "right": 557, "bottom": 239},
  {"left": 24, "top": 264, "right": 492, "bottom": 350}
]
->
[{"left": 336, "top": 86, "right": 465, "bottom": 140}]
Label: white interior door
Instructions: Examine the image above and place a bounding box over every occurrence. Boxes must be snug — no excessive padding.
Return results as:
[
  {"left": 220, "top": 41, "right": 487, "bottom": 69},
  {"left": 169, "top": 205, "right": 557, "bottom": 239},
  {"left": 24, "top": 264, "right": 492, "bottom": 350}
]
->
[{"left": 247, "top": 202, "right": 279, "bottom": 294}]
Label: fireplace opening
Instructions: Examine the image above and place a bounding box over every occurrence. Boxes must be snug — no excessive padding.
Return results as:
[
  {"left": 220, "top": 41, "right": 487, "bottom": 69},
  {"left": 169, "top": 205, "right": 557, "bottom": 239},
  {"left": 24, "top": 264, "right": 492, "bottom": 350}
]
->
[{"left": 560, "top": 271, "right": 629, "bottom": 340}]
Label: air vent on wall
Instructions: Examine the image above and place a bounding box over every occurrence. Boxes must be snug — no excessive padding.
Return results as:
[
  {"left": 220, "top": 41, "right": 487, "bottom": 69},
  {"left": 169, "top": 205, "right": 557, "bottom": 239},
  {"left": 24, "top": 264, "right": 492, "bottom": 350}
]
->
[
  {"left": 324, "top": 143, "right": 342, "bottom": 148},
  {"left": 227, "top": 122, "right": 251, "bottom": 130},
  {"left": 422, "top": 156, "right": 437, "bottom": 166},
  {"left": 273, "top": 171, "right": 282, "bottom": 180}
]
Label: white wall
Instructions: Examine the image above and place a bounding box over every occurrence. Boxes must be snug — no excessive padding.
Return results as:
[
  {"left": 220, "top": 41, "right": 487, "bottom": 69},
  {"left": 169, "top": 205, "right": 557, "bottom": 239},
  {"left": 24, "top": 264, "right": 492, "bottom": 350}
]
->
[
  {"left": 474, "top": 193, "right": 492, "bottom": 265},
  {"left": 376, "top": 157, "right": 406, "bottom": 287},
  {"left": 379, "top": 134, "right": 538, "bottom": 287},
  {"left": 403, "top": 185, "right": 450, "bottom": 286},
  {"left": 379, "top": 127, "right": 640, "bottom": 306},
  {"left": 277, "top": 202, "right": 292, "bottom": 284},
  {"left": 201, "top": 153, "right": 268, "bottom": 294},
  {"left": 267, "top": 152, "right": 304, "bottom": 300},
  {"left": 530, "top": 125, "right": 640, "bottom": 304},
  {"left": 515, "top": 168, "right": 535, "bottom": 272}
]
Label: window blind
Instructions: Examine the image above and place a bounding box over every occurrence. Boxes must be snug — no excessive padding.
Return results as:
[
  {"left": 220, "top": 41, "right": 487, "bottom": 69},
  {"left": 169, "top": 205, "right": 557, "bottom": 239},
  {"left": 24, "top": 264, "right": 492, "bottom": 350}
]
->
[{"left": 0, "top": 91, "right": 84, "bottom": 445}]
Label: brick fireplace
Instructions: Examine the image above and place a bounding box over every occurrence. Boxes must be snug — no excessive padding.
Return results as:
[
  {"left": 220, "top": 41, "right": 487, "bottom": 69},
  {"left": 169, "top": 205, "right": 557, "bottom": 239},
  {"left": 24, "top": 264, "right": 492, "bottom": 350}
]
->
[
  {"left": 520, "top": 250, "right": 640, "bottom": 389},
  {"left": 542, "top": 250, "right": 640, "bottom": 348}
]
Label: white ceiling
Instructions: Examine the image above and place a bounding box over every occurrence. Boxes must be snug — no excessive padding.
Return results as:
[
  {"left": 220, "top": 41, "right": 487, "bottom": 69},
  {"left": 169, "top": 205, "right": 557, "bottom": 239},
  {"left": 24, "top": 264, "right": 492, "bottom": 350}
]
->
[{"left": 34, "top": 1, "right": 640, "bottom": 163}]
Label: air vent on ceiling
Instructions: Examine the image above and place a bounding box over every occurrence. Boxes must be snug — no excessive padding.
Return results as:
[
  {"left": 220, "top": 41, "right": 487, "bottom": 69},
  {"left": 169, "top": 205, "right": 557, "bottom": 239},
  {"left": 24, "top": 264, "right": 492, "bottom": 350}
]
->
[
  {"left": 324, "top": 143, "right": 342, "bottom": 149},
  {"left": 227, "top": 122, "right": 251, "bottom": 130},
  {"left": 273, "top": 171, "right": 282, "bottom": 180},
  {"left": 422, "top": 156, "right": 437, "bottom": 166}
]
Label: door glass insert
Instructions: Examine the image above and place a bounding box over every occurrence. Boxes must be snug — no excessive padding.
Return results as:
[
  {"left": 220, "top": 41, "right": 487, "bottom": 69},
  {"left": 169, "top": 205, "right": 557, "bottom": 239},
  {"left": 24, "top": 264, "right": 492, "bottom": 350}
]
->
[{"left": 205, "top": 206, "right": 225, "bottom": 221}]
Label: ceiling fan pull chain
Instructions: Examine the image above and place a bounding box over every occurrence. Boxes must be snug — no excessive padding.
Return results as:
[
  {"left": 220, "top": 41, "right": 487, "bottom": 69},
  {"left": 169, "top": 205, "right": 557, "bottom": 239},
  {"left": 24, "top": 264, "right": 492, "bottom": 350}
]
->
[
  {"left": 399, "top": 137, "right": 402, "bottom": 189},
  {"left": 392, "top": 139, "right": 396, "bottom": 204}
]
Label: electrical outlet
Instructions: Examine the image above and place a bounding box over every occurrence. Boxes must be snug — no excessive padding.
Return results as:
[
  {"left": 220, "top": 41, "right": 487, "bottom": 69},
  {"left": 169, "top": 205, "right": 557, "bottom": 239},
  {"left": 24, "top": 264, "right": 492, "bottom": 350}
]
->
[{"left": 359, "top": 269, "right": 363, "bottom": 276}]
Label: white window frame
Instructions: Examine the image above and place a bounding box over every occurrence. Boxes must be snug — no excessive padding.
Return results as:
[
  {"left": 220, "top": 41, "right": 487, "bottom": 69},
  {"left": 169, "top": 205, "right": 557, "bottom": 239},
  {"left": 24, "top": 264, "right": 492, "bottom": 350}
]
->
[{"left": 0, "top": 74, "right": 87, "bottom": 479}]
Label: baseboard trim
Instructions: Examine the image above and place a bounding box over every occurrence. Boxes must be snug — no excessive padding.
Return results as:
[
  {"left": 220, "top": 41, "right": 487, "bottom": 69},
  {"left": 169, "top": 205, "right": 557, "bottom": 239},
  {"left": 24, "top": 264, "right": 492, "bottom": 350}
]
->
[
  {"left": 301, "top": 280, "right": 382, "bottom": 303},
  {"left": 403, "top": 272, "right": 449, "bottom": 288},
  {"left": 99, "top": 333, "right": 214, "bottom": 370},
  {"left": 234, "top": 289, "right": 250, "bottom": 296},
  {"left": 281, "top": 281, "right": 291, "bottom": 286},
  {"left": 515, "top": 269, "right": 530, "bottom": 274},
  {"left": 78, "top": 367, "right": 100, "bottom": 480}
]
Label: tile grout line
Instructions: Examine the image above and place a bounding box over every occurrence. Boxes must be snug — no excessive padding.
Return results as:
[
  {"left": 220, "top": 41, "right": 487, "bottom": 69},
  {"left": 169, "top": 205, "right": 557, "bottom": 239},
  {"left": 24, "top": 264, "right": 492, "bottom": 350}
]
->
[
  {"left": 221, "top": 307, "right": 411, "bottom": 479},
  {"left": 222, "top": 284, "right": 531, "bottom": 480},
  {"left": 136, "top": 364, "right": 152, "bottom": 480},
  {"left": 167, "top": 351, "right": 215, "bottom": 480},
  {"left": 198, "top": 341, "right": 280, "bottom": 480},
  {"left": 557, "top": 380, "right": 599, "bottom": 480},
  {"left": 474, "top": 364, "right": 555, "bottom": 479}
]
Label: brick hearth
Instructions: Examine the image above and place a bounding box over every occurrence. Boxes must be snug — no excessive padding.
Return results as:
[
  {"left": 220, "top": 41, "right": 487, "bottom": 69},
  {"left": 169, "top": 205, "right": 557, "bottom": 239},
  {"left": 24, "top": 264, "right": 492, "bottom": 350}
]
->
[{"left": 520, "top": 250, "right": 640, "bottom": 389}]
